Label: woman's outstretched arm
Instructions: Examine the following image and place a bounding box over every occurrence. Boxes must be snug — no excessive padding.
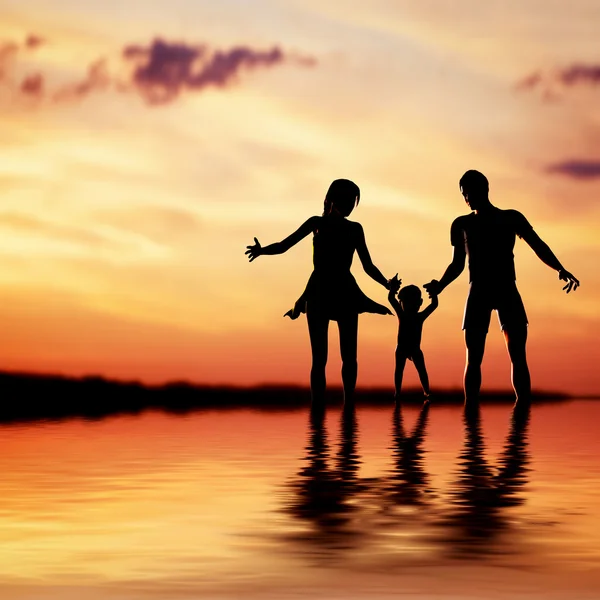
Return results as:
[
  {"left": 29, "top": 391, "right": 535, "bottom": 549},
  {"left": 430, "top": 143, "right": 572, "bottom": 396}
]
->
[
  {"left": 355, "top": 223, "right": 390, "bottom": 287},
  {"left": 246, "top": 216, "right": 319, "bottom": 262}
]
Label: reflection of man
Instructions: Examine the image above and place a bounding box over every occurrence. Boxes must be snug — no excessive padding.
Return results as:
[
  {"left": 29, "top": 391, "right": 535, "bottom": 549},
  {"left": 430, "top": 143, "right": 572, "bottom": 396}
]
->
[
  {"left": 441, "top": 403, "right": 531, "bottom": 557},
  {"left": 425, "top": 170, "right": 579, "bottom": 405}
]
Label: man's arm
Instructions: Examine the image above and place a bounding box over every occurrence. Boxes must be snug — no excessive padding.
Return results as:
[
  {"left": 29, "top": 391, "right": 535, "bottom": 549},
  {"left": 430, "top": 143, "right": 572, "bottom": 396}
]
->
[
  {"left": 246, "top": 216, "right": 319, "bottom": 261},
  {"left": 424, "top": 218, "right": 467, "bottom": 296},
  {"left": 520, "top": 226, "right": 580, "bottom": 293},
  {"left": 424, "top": 244, "right": 466, "bottom": 296}
]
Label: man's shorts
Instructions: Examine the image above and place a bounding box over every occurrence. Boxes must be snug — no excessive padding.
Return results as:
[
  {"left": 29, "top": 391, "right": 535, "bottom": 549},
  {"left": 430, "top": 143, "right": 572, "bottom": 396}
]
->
[{"left": 463, "top": 282, "right": 528, "bottom": 332}]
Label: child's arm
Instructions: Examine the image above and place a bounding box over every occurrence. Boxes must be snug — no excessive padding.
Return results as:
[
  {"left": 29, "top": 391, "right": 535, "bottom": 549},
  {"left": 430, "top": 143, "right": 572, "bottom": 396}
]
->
[
  {"left": 387, "top": 277, "right": 402, "bottom": 316},
  {"left": 419, "top": 293, "right": 439, "bottom": 320}
]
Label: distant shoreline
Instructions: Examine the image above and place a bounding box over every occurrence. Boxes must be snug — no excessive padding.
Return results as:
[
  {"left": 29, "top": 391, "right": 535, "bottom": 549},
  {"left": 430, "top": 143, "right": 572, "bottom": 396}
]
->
[{"left": 0, "top": 369, "right": 584, "bottom": 423}]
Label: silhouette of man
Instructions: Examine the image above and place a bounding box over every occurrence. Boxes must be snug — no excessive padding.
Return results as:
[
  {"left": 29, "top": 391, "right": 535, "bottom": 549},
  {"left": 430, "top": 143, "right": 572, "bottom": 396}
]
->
[{"left": 424, "top": 170, "right": 579, "bottom": 405}]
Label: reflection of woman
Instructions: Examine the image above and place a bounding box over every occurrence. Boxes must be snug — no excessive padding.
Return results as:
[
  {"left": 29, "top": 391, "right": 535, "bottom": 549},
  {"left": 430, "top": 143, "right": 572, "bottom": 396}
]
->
[
  {"left": 283, "top": 404, "right": 367, "bottom": 556},
  {"left": 246, "top": 179, "right": 393, "bottom": 403}
]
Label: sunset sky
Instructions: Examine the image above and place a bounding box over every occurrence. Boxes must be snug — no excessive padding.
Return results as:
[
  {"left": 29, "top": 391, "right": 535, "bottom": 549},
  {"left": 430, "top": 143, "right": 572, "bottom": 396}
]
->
[{"left": 0, "top": 0, "right": 599, "bottom": 394}]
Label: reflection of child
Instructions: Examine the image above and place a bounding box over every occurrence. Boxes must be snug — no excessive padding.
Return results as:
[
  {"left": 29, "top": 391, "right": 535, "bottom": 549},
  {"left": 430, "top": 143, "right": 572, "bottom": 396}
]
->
[{"left": 388, "top": 277, "right": 438, "bottom": 401}]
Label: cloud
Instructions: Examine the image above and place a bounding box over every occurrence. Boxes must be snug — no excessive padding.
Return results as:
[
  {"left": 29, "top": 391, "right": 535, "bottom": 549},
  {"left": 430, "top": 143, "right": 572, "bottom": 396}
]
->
[
  {"left": 517, "top": 63, "right": 600, "bottom": 98},
  {"left": 24, "top": 35, "right": 45, "bottom": 50},
  {"left": 52, "top": 59, "right": 111, "bottom": 102},
  {"left": 1, "top": 36, "right": 316, "bottom": 106},
  {"left": 515, "top": 71, "right": 542, "bottom": 92},
  {"left": 0, "top": 34, "right": 44, "bottom": 77},
  {"left": 20, "top": 73, "right": 44, "bottom": 97},
  {"left": 558, "top": 64, "right": 600, "bottom": 87},
  {"left": 545, "top": 160, "right": 600, "bottom": 179},
  {"left": 123, "top": 39, "right": 206, "bottom": 105},
  {"left": 123, "top": 39, "right": 303, "bottom": 104}
]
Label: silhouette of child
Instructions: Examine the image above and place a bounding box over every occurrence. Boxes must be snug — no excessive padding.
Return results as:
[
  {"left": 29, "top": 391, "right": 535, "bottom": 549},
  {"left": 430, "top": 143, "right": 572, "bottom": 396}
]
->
[{"left": 388, "top": 276, "right": 438, "bottom": 402}]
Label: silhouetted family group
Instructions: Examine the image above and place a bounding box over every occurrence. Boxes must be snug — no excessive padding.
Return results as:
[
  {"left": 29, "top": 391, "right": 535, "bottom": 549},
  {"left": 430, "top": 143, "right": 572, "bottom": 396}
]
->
[{"left": 246, "top": 171, "right": 579, "bottom": 407}]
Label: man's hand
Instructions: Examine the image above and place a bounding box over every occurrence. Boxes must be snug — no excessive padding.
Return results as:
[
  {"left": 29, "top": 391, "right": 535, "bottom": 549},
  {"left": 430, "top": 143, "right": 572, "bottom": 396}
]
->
[
  {"left": 559, "top": 269, "right": 580, "bottom": 293},
  {"left": 423, "top": 279, "right": 442, "bottom": 296},
  {"left": 245, "top": 237, "right": 262, "bottom": 262}
]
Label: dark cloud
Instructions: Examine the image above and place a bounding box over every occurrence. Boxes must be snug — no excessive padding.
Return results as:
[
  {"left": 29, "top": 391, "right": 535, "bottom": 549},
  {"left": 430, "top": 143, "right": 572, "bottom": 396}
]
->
[
  {"left": 558, "top": 64, "right": 600, "bottom": 86},
  {"left": 123, "top": 39, "right": 294, "bottom": 104},
  {"left": 1, "top": 36, "right": 315, "bottom": 106},
  {"left": 517, "top": 63, "right": 600, "bottom": 97},
  {"left": 189, "top": 46, "right": 284, "bottom": 88},
  {"left": 546, "top": 160, "right": 600, "bottom": 179},
  {"left": 123, "top": 39, "right": 207, "bottom": 104}
]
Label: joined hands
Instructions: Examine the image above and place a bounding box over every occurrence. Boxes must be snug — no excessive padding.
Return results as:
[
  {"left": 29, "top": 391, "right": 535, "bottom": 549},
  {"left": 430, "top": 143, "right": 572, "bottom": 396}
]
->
[
  {"left": 423, "top": 279, "right": 441, "bottom": 298},
  {"left": 387, "top": 274, "right": 401, "bottom": 292}
]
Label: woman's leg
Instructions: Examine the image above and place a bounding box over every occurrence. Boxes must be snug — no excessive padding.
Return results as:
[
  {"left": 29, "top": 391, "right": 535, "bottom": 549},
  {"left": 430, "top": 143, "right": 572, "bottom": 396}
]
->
[
  {"left": 338, "top": 313, "right": 358, "bottom": 405},
  {"left": 307, "top": 308, "right": 329, "bottom": 404}
]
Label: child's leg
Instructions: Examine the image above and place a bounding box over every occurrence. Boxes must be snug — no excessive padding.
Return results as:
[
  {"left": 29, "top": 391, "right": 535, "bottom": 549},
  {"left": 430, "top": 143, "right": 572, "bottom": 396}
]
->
[
  {"left": 412, "top": 350, "right": 430, "bottom": 396},
  {"left": 394, "top": 351, "right": 407, "bottom": 400}
]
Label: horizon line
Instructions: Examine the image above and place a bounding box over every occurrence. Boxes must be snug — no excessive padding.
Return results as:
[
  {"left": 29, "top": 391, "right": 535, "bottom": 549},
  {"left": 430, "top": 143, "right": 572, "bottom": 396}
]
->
[{"left": 0, "top": 368, "right": 594, "bottom": 398}]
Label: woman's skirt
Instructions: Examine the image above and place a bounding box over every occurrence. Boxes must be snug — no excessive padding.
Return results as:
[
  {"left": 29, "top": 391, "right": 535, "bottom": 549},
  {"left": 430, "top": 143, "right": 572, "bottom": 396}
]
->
[{"left": 285, "top": 271, "right": 391, "bottom": 321}]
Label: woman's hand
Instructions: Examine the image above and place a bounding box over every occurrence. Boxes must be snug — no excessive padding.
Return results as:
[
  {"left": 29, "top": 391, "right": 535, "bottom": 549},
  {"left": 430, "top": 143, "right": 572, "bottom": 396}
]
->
[
  {"left": 387, "top": 274, "right": 401, "bottom": 291},
  {"left": 245, "top": 237, "right": 262, "bottom": 262}
]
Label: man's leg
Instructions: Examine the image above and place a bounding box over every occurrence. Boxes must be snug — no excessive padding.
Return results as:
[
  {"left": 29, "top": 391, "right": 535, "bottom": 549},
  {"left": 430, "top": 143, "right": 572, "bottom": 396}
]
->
[
  {"left": 503, "top": 324, "right": 531, "bottom": 404},
  {"left": 462, "top": 287, "right": 490, "bottom": 406},
  {"left": 307, "top": 308, "right": 329, "bottom": 405},
  {"left": 464, "top": 328, "right": 487, "bottom": 405},
  {"left": 338, "top": 313, "right": 358, "bottom": 405}
]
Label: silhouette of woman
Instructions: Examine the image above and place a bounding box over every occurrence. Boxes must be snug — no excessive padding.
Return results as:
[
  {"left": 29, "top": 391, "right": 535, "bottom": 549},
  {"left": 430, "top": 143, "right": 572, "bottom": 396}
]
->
[{"left": 246, "top": 179, "right": 393, "bottom": 404}]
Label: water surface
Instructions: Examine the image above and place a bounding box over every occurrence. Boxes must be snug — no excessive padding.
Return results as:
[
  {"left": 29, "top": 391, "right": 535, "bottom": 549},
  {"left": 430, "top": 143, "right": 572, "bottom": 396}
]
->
[{"left": 1, "top": 400, "right": 600, "bottom": 599}]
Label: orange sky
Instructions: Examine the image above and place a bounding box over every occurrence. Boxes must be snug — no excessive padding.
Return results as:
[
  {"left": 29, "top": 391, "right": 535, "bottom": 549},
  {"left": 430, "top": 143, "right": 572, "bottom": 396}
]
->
[{"left": 0, "top": 1, "right": 599, "bottom": 394}]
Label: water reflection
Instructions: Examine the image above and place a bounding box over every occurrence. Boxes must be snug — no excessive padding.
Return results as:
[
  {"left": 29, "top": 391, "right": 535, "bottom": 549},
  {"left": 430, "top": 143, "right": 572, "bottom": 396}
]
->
[
  {"left": 283, "top": 402, "right": 531, "bottom": 563},
  {"left": 283, "top": 404, "right": 370, "bottom": 558},
  {"left": 386, "top": 403, "right": 431, "bottom": 508},
  {"left": 440, "top": 403, "right": 531, "bottom": 558}
]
